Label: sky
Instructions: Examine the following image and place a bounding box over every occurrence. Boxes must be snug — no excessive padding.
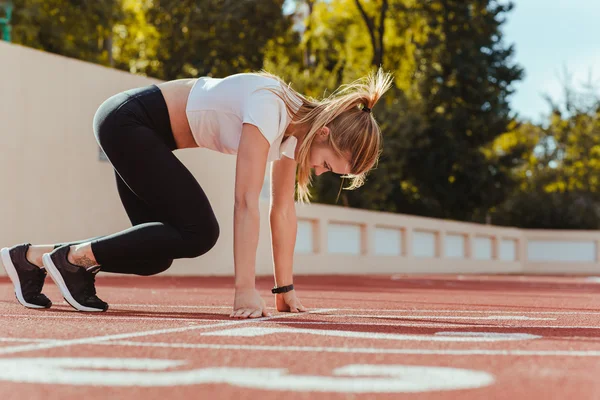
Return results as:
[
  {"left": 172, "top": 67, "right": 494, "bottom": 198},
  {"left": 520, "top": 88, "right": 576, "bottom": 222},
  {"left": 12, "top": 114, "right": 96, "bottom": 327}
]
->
[
  {"left": 284, "top": 0, "right": 600, "bottom": 124},
  {"left": 502, "top": 0, "right": 600, "bottom": 122}
]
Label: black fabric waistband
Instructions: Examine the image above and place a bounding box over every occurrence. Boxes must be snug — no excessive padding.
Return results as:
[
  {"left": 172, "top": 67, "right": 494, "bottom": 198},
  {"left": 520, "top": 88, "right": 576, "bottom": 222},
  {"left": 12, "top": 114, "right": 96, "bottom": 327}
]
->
[{"left": 96, "top": 84, "right": 177, "bottom": 151}]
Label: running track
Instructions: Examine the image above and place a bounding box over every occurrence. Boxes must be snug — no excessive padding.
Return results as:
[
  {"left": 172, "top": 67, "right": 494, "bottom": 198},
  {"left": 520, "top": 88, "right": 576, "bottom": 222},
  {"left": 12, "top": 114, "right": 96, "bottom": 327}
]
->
[{"left": 0, "top": 274, "right": 599, "bottom": 399}]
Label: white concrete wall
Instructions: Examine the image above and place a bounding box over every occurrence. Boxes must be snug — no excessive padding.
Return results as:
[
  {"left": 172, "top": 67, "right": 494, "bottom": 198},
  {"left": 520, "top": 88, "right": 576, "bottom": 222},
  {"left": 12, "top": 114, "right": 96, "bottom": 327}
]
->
[
  {"left": 0, "top": 42, "right": 240, "bottom": 276},
  {"left": 2, "top": 42, "right": 600, "bottom": 277}
]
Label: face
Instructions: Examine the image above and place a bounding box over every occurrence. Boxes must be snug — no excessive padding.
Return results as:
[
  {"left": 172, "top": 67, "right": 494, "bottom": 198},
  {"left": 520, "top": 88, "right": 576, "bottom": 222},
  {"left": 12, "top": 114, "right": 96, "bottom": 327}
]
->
[{"left": 308, "top": 127, "right": 351, "bottom": 176}]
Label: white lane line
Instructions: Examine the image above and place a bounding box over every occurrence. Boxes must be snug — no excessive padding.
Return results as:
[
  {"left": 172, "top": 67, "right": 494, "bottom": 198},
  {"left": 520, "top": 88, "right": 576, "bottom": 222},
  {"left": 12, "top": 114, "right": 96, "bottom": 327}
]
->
[
  {"left": 1, "top": 319, "right": 598, "bottom": 330},
  {"left": 0, "top": 338, "right": 53, "bottom": 343},
  {"left": 100, "top": 305, "right": 600, "bottom": 316},
  {"left": 320, "top": 309, "right": 600, "bottom": 315},
  {"left": 202, "top": 327, "right": 540, "bottom": 342},
  {"left": 0, "top": 309, "right": 333, "bottom": 355},
  {"left": 97, "top": 341, "right": 600, "bottom": 357},
  {"left": 322, "top": 309, "right": 600, "bottom": 315},
  {"left": 111, "top": 304, "right": 231, "bottom": 309},
  {"left": 341, "top": 314, "right": 556, "bottom": 321},
  {"left": 271, "top": 321, "right": 600, "bottom": 329},
  {"left": 0, "top": 314, "right": 227, "bottom": 323},
  {"left": 0, "top": 309, "right": 335, "bottom": 323}
]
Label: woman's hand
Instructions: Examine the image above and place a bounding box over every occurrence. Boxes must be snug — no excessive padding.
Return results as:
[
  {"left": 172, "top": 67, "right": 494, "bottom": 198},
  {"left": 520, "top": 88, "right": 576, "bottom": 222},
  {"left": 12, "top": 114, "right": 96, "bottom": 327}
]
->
[
  {"left": 275, "top": 290, "right": 307, "bottom": 313},
  {"left": 231, "top": 288, "right": 271, "bottom": 319}
]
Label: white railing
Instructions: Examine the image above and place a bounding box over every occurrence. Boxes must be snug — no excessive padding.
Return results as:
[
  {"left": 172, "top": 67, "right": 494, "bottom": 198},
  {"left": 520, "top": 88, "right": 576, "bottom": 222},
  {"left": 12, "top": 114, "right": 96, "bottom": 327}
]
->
[{"left": 290, "top": 203, "right": 599, "bottom": 275}]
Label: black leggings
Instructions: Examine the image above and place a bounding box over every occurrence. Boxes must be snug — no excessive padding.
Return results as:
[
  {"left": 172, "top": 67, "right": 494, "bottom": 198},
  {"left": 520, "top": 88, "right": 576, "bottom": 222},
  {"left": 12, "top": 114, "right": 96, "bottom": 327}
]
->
[{"left": 58, "top": 85, "right": 219, "bottom": 275}]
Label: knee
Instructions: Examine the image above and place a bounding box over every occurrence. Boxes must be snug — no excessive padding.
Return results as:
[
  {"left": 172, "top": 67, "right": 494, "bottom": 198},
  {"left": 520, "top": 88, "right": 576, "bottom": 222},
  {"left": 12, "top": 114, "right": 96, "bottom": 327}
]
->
[
  {"left": 135, "top": 259, "right": 174, "bottom": 276},
  {"left": 182, "top": 219, "right": 220, "bottom": 258}
]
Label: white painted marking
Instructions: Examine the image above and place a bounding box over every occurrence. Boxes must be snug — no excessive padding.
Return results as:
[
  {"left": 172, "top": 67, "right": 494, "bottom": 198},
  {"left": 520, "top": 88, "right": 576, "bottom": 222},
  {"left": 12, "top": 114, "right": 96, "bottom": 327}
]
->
[
  {"left": 202, "top": 327, "right": 540, "bottom": 342},
  {"left": 88, "top": 304, "right": 600, "bottom": 316},
  {"left": 272, "top": 321, "right": 600, "bottom": 330},
  {"left": 326, "top": 309, "right": 600, "bottom": 315},
  {"left": 342, "top": 314, "right": 556, "bottom": 321},
  {"left": 0, "top": 313, "right": 224, "bottom": 323},
  {"left": 111, "top": 304, "right": 231, "bottom": 309},
  {"left": 0, "top": 309, "right": 332, "bottom": 355},
  {"left": 99, "top": 340, "right": 600, "bottom": 357},
  {"left": 0, "top": 358, "right": 494, "bottom": 392},
  {"left": 0, "top": 338, "right": 52, "bottom": 343}
]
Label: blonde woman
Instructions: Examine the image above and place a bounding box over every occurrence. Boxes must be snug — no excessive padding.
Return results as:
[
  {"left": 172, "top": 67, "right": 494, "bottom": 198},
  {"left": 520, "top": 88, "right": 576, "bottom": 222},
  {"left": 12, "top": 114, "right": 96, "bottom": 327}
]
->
[{"left": 0, "top": 69, "right": 393, "bottom": 317}]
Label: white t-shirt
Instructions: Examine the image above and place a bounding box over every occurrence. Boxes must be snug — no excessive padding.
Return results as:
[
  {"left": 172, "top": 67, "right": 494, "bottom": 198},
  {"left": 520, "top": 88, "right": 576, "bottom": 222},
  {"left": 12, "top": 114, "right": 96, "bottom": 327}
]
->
[{"left": 185, "top": 73, "right": 298, "bottom": 162}]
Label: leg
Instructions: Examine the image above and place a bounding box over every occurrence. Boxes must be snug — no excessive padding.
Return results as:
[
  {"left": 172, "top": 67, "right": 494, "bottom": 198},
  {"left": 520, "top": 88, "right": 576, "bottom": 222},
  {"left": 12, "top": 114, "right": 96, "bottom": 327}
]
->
[
  {"left": 26, "top": 175, "right": 173, "bottom": 276},
  {"left": 30, "top": 171, "right": 176, "bottom": 276},
  {"left": 88, "top": 88, "right": 220, "bottom": 266},
  {"left": 36, "top": 86, "right": 217, "bottom": 277},
  {"left": 76, "top": 174, "right": 175, "bottom": 275},
  {"left": 80, "top": 87, "right": 218, "bottom": 269}
]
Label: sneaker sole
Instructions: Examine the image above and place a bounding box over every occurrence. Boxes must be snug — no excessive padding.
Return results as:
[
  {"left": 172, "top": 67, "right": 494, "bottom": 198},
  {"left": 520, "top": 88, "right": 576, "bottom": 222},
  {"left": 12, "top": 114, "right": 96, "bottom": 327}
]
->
[
  {"left": 42, "top": 253, "right": 106, "bottom": 312},
  {"left": 0, "top": 248, "right": 49, "bottom": 309}
]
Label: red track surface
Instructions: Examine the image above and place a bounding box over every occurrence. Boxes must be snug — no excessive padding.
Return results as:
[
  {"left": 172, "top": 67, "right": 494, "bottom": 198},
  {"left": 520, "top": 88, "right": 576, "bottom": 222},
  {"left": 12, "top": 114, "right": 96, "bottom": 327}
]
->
[{"left": 1, "top": 274, "right": 600, "bottom": 399}]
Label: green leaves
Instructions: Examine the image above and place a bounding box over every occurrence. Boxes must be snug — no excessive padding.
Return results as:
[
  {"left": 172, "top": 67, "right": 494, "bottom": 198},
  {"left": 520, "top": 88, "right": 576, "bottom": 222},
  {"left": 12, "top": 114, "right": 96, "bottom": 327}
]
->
[{"left": 10, "top": 0, "right": 598, "bottom": 228}]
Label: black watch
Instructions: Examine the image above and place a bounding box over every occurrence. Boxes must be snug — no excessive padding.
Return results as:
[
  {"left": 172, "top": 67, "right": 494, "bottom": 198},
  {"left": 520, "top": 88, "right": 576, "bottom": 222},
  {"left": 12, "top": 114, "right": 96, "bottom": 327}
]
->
[{"left": 271, "top": 284, "right": 294, "bottom": 294}]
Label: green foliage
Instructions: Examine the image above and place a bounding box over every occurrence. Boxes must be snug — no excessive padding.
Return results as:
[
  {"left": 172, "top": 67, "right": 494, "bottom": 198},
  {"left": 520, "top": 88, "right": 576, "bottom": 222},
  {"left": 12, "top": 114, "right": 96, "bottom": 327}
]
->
[
  {"left": 492, "top": 190, "right": 600, "bottom": 230},
  {"left": 490, "top": 86, "right": 600, "bottom": 228},
  {"left": 395, "top": 0, "right": 524, "bottom": 221},
  {"left": 10, "top": 0, "right": 600, "bottom": 229},
  {"left": 112, "top": 0, "right": 160, "bottom": 75},
  {"left": 146, "top": 0, "right": 292, "bottom": 80},
  {"left": 11, "top": 0, "right": 123, "bottom": 65}
]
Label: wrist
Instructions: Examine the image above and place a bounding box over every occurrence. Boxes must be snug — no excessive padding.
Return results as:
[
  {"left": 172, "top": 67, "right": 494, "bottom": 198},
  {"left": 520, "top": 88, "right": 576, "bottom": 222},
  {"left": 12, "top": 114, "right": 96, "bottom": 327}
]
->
[
  {"left": 235, "top": 279, "right": 255, "bottom": 290},
  {"left": 274, "top": 274, "right": 293, "bottom": 287},
  {"left": 272, "top": 283, "right": 294, "bottom": 294}
]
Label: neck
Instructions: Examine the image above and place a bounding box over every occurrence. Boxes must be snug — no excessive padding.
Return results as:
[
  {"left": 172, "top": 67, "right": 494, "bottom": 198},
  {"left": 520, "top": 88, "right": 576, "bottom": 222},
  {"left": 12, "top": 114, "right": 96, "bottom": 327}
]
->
[{"left": 285, "top": 123, "right": 309, "bottom": 159}]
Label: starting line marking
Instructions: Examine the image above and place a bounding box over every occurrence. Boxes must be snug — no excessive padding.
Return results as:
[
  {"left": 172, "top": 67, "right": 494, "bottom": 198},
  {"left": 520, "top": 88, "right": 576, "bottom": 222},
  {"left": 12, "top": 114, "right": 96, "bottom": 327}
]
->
[
  {"left": 19, "top": 302, "right": 599, "bottom": 316},
  {"left": 273, "top": 321, "right": 600, "bottom": 330},
  {"left": 0, "top": 309, "right": 334, "bottom": 356},
  {"left": 202, "top": 327, "right": 541, "bottom": 342},
  {"left": 96, "top": 340, "right": 600, "bottom": 357},
  {"left": 103, "top": 304, "right": 600, "bottom": 316},
  {"left": 0, "top": 314, "right": 224, "bottom": 323},
  {"left": 0, "top": 313, "right": 557, "bottom": 323},
  {"left": 341, "top": 314, "right": 556, "bottom": 321}
]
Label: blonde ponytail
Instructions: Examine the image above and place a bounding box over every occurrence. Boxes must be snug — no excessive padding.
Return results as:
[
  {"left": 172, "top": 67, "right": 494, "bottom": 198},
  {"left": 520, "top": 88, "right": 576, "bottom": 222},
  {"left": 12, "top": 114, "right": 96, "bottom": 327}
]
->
[{"left": 256, "top": 68, "right": 394, "bottom": 203}]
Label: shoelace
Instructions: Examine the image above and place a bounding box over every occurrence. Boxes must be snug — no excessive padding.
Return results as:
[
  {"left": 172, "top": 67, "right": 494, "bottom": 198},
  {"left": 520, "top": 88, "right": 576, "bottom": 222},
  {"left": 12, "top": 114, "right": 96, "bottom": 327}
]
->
[{"left": 82, "top": 269, "right": 99, "bottom": 300}]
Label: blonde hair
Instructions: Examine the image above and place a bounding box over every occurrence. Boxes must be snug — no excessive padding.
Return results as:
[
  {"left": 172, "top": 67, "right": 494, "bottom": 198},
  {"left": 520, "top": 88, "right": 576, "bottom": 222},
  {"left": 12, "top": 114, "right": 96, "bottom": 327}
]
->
[{"left": 257, "top": 68, "right": 394, "bottom": 203}]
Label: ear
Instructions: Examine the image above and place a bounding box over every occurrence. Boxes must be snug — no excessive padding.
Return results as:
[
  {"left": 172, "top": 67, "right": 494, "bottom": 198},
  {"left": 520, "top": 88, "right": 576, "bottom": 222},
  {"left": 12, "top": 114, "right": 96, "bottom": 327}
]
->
[
  {"left": 313, "top": 126, "right": 330, "bottom": 144},
  {"left": 319, "top": 126, "right": 330, "bottom": 137}
]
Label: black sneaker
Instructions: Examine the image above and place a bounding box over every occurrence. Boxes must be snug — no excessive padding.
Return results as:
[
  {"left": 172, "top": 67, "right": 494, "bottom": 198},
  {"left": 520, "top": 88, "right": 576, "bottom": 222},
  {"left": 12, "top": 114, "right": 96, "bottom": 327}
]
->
[
  {"left": 42, "top": 246, "right": 108, "bottom": 312},
  {"left": 0, "top": 244, "right": 52, "bottom": 309}
]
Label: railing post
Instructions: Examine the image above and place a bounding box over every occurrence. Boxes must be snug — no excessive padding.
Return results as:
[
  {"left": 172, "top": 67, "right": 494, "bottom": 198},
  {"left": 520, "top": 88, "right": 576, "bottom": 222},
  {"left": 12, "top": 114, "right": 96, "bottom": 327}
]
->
[
  {"left": 403, "top": 228, "right": 413, "bottom": 257},
  {"left": 518, "top": 235, "right": 528, "bottom": 273},
  {"left": 436, "top": 229, "right": 445, "bottom": 258},
  {"left": 465, "top": 233, "right": 473, "bottom": 259},
  {"left": 316, "top": 219, "right": 328, "bottom": 254},
  {"left": 492, "top": 235, "right": 499, "bottom": 260},
  {"left": 362, "top": 223, "right": 374, "bottom": 256}
]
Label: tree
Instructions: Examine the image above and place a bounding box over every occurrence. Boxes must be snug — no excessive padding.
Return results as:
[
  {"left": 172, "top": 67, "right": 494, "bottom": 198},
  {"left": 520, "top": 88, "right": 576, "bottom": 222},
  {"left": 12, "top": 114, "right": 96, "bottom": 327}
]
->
[
  {"left": 394, "top": 0, "right": 524, "bottom": 222},
  {"left": 147, "top": 0, "right": 292, "bottom": 80},
  {"left": 11, "top": 0, "right": 123, "bottom": 66},
  {"left": 491, "top": 75, "right": 600, "bottom": 229},
  {"left": 354, "top": 0, "right": 388, "bottom": 67}
]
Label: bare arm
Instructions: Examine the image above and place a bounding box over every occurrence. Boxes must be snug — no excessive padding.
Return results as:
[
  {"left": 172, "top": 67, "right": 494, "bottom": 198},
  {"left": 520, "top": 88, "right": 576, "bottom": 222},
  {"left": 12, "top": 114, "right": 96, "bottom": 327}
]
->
[
  {"left": 269, "top": 155, "right": 298, "bottom": 287},
  {"left": 233, "top": 124, "right": 270, "bottom": 290},
  {"left": 270, "top": 153, "right": 307, "bottom": 313}
]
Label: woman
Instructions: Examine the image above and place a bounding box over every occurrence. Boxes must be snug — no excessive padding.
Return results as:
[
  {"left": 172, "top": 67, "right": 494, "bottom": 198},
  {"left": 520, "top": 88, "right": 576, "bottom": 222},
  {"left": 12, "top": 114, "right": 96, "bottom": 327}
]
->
[{"left": 0, "top": 69, "right": 393, "bottom": 318}]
